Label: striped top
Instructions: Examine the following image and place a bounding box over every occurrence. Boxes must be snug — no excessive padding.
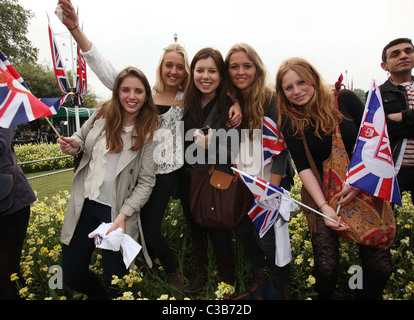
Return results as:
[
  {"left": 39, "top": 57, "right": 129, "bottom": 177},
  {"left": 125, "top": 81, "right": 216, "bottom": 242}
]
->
[{"left": 402, "top": 81, "right": 414, "bottom": 167}]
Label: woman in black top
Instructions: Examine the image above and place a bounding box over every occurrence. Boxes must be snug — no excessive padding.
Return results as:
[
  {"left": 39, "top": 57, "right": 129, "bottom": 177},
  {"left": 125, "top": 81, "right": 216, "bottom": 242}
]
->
[
  {"left": 275, "top": 57, "right": 392, "bottom": 300},
  {"left": 180, "top": 48, "right": 240, "bottom": 288}
]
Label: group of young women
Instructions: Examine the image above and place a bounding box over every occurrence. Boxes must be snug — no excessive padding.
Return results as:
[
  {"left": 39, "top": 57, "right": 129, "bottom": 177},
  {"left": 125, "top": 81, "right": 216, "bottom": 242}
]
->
[{"left": 53, "top": 0, "right": 393, "bottom": 301}]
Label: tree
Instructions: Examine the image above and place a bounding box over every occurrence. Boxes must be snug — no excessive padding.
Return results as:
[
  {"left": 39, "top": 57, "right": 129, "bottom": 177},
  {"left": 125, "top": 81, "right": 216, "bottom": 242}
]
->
[
  {"left": 353, "top": 88, "right": 366, "bottom": 104},
  {"left": 0, "top": 0, "right": 38, "bottom": 64}
]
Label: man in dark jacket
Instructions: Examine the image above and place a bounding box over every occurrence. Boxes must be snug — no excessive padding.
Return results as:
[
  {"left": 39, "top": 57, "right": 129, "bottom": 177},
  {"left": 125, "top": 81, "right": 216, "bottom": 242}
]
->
[{"left": 379, "top": 38, "right": 414, "bottom": 203}]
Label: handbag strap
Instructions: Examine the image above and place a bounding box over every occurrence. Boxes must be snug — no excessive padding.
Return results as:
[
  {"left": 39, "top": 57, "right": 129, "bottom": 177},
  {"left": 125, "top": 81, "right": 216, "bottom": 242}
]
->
[{"left": 302, "top": 137, "right": 323, "bottom": 188}]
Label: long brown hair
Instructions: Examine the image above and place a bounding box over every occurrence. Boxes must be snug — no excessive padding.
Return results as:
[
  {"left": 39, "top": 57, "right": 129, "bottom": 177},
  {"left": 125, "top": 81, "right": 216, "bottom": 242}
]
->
[
  {"left": 275, "top": 57, "right": 342, "bottom": 139},
  {"left": 96, "top": 66, "right": 159, "bottom": 153},
  {"left": 183, "top": 47, "right": 229, "bottom": 128},
  {"left": 225, "top": 43, "right": 273, "bottom": 134}
]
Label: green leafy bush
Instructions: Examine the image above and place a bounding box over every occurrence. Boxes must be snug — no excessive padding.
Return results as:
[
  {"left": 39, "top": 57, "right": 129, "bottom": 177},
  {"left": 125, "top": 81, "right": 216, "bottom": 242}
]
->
[{"left": 15, "top": 144, "right": 73, "bottom": 173}]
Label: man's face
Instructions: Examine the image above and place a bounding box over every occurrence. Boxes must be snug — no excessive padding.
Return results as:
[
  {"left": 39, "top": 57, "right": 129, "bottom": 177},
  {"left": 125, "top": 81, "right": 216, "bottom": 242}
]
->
[{"left": 381, "top": 42, "right": 414, "bottom": 75}]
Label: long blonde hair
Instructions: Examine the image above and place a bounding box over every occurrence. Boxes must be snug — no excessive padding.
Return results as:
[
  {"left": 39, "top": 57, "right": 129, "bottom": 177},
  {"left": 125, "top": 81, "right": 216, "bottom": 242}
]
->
[
  {"left": 275, "top": 57, "right": 342, "bottom": 139},
  {"left": 225, "top": 43, "right": 273, "bottom": 133},
  {"left": 96, "top": 67, "right": 159, "bottom": 153},
  {"left": 153, "top": 43, "right": 190, "bottom": 95}
]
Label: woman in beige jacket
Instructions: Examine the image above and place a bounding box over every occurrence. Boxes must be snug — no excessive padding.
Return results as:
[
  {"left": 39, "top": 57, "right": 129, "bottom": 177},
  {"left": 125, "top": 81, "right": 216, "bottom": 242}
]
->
[{"left": 57, "top": 67, "right": 158, "bottom": 299}]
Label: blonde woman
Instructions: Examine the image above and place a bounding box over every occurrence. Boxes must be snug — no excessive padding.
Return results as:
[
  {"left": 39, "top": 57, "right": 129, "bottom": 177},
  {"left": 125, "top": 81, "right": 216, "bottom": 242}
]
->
[{"left": 225, "top": 43, "right": 295, "bottom": 299}]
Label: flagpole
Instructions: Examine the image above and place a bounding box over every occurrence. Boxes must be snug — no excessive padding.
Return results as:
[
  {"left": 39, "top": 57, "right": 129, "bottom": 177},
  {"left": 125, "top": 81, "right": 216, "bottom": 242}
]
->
[
  {"left": 44, "top": 116, "right": 61, "bottom": 137},
  {"left": 232, "top": 167, "right": 346, "bottom": 227}
]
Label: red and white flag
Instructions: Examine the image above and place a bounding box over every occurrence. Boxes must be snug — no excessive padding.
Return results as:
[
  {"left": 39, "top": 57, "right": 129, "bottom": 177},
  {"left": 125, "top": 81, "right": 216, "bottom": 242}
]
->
[{"left": 344, "top": 80, "right": 402, "bottom": 206}]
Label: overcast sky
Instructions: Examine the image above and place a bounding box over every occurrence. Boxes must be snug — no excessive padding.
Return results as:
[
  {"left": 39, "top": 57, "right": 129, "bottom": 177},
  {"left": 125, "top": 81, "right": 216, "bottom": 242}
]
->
[{"left": 18, "top": 0, "right": 414, "bottom": 102}]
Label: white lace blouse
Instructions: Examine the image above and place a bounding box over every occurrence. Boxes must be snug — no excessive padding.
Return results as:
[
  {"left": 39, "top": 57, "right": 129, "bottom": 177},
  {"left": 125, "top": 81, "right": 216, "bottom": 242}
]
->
[{"left": 82, "top": 44, "right": 184, "bottom": 174}]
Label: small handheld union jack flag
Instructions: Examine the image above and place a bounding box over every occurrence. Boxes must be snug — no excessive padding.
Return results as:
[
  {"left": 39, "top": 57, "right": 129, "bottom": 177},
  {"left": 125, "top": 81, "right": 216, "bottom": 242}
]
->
[
  {"left": 0, "top": 51, "right": 54, "bottom": 128},
  {"left": 232, "top": 167, "right": 294, "bottom": 238}
]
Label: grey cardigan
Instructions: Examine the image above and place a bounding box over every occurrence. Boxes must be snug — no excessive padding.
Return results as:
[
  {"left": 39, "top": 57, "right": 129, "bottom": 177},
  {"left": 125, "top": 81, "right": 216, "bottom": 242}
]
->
[{"left": 60, "top": 113, "right": 157, "bottom": 267}]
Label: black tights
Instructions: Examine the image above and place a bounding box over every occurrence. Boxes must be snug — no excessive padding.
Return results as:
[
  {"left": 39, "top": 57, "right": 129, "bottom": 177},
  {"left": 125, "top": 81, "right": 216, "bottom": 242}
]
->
[
  {"left": 0, "top": 241, "right": 25, "bottom": 300},
  {"left": 0, "top": 206, "right": 31, "bottom": 300},
  {"left": 311, "top": 217, "right": 392, "bottom": 300}
]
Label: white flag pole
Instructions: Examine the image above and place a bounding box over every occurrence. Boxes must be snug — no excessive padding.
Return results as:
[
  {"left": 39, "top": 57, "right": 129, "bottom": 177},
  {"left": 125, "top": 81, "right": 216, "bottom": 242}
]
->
[{"left": 232, "top": 167, "right": 345, "bottom": 227}]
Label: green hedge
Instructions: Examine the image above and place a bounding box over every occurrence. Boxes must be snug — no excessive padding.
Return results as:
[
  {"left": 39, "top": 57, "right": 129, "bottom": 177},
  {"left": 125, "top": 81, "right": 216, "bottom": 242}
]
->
[{"left": 15, "top": 143, "right": 73, "bottom": 173}]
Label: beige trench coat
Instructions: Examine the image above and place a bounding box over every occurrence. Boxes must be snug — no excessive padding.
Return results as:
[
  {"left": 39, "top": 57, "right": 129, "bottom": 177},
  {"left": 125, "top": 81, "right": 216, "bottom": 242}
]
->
[{"left": 60, "top": 113, "right": 157, "bottom": 267}]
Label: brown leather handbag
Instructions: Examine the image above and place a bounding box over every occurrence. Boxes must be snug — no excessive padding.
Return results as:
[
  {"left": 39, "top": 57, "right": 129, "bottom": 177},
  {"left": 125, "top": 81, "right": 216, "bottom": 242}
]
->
[{"left": 189, "top": 165, "right": 254, "bottom": 230}]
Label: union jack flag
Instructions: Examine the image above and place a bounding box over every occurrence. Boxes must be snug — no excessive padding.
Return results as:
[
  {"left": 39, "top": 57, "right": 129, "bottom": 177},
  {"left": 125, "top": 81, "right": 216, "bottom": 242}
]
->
[
  {"left": 262, "top": 116, "right": 286, "bottom": 168},
  {"left": 344, "top": 80, "right": 402, "bottom": 206},
  {"left": 0, "top": 51, "right": 54, "bottom": 128},
  {"left": 233, "top": 167, "right": 292, "bottom": 238},
  {"left": 48, "top": 22, "right": 69, "bottom": 95},
  {"left": 40, "top": 94, "right": 72, "bottom": 114},
  {"left": 72, "top": 45, "right": 87, "bottom": 105}
]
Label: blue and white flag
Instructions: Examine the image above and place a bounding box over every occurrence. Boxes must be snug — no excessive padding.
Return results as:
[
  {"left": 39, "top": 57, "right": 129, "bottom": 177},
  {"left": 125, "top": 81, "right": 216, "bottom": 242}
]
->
[{"left": 344, "top": 80, "right": 402, "bottom": 206}]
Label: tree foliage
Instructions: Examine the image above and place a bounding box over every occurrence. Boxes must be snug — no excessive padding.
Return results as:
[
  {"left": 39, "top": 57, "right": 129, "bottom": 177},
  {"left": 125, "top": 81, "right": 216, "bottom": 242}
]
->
[{"left": 0, "top": 0, "right": 38, "bottom": 63}]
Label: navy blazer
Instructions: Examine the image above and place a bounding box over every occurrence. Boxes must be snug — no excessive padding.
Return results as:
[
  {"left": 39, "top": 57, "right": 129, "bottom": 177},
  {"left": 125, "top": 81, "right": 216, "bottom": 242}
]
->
[{"left": 0, "top": 127, "right": 36, "bottom": 216}]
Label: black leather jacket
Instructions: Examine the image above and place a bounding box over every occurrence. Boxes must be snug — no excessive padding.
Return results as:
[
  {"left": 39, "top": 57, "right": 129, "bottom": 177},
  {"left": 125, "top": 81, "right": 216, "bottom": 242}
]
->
[{"left": 379, "top": 77, "right": 414, "bottom": 166}]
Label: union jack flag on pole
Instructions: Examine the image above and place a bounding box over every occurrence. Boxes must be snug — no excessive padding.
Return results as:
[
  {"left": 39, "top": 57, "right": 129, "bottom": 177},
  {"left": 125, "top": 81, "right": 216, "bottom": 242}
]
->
[
  {"left": 72, "top": 45, "right": 87, "bottom": 106},
  {"left": 0, "top": 51, "right": 55, "bottom": 128},
  {"left": 232, "top": 167, "right": 293, "bottom": 237},
  {"left": 262, "top": 116, "right": 287, "bottom": 168},
  {"left": 48, "top": 22, "right": 70, "bottom": 95},
  {"left": 344, "top": 80, "right": 402, "bottom": 206}
]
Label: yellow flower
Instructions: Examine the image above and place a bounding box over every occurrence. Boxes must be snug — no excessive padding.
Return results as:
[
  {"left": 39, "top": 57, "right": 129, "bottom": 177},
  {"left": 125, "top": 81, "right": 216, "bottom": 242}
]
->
[
  {"left": 19, "top": 286, "right": 29, "bottom": 298},
  {"left": 295, "top": 255, "right": 303, "bottom": 265},
  {"left": 306, "top": 275, "right": 316, "bottom": 287},
  {"left": 10, "top": 273, "right": 19, "bottom": 282}
]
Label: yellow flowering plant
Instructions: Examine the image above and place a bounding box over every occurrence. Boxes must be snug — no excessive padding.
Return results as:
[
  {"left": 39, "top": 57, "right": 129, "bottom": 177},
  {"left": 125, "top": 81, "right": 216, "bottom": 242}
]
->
[{"left": 12, "top": 173, "right": 414, "bottom": 300}]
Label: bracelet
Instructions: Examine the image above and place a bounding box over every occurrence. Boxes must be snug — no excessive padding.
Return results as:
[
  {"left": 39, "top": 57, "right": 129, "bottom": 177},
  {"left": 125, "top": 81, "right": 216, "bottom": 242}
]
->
[
  {"left": 68, "top": 24, "right": 79, "bottom": 31},
  {"left": 319, "top": 202, "right": 329, "bottom": 210}
]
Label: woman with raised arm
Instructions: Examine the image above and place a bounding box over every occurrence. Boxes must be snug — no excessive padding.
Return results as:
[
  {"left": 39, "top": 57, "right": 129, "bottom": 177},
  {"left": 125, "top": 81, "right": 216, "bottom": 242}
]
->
[{"left": 56, "top": 0, "right": 242, "bottom": 294}]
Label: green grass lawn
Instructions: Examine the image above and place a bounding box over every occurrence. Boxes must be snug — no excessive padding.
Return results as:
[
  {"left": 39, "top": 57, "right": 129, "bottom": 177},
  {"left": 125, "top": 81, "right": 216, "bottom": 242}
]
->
[{"left": 26, "top": 169, "right": 74, "bottom": 200}]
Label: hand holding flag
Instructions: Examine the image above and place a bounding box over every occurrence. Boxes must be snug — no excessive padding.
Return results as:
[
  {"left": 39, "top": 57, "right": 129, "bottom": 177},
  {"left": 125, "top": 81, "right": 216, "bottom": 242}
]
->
[{"left": 232, "top": 167, "right": 347, "bottom": 233}]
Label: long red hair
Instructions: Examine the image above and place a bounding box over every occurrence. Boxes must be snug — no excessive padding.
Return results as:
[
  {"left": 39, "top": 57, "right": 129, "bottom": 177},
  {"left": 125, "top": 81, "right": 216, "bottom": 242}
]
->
[{"left": 275, "top": 57, "right": 342, "bottom": 139}]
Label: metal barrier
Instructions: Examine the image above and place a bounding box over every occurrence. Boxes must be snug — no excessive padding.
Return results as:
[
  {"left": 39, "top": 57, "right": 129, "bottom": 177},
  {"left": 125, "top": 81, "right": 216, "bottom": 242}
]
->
[{"left": 19, "top": 156, "right": 75, "bottom": 200}]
